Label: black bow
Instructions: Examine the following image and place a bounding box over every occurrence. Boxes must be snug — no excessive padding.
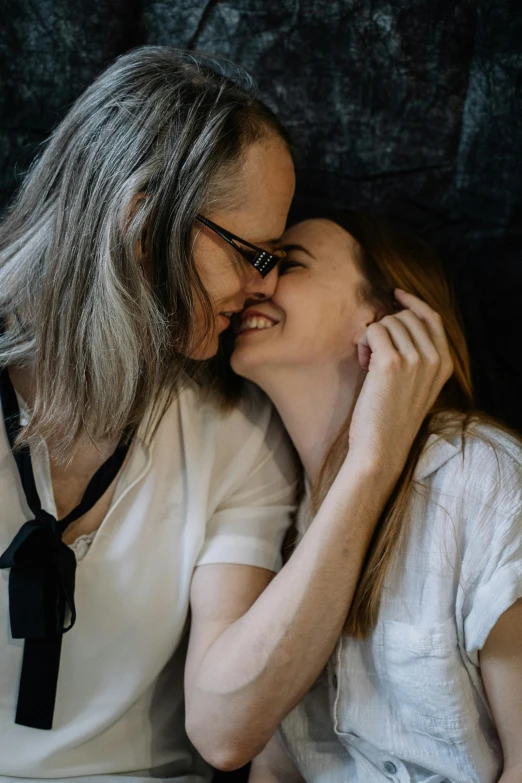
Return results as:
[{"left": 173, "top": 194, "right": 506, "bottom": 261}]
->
[
  {"left": 0, "top": 361, "right": 131, "bottom": 729},
  {"left": 0, "top": 510, "right": 77, "bottom": 639}
]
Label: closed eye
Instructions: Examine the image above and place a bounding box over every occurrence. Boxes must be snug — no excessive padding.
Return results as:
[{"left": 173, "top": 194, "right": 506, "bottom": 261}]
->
[{"left": 278, "top": 259, "right": 304, "bottom": 275}]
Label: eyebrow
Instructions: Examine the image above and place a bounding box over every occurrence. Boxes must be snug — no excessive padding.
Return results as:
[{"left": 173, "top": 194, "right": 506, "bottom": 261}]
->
[
  {"left": 281, "top": 243, "right": 316, "bottom": 259},
  {"left": 249, "top": 237, "right": 282, "bottom": 248}
]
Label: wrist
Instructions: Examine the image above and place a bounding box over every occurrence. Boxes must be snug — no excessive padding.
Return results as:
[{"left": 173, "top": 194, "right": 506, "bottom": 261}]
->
[
  {"left": 322, "top": 460, "right": 394, "bottom": 518},
  {"left": 340, "top": 451, "right": 405, "bottom": 486}
]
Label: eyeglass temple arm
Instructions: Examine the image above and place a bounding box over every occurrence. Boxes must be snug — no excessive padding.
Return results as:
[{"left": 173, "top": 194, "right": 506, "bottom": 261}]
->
[{"left": 196, "top": 214, "right": 260, "bottom": 253}]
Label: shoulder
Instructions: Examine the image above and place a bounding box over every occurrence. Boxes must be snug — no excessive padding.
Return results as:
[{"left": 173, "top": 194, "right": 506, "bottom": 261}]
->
[
  {"left": 177, "top": 381, "right": 293, "bottom": 470},
  {"left": 417, "top": 415, "right": 522, "bottom": 517},
  {"left": 180, "top": 381, "right": 277, "bottom": 438}
]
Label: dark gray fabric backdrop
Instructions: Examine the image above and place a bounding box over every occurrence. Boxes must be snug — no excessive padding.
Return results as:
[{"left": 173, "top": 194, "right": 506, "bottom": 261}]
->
[{"left": 1, "top": 0, "right": 521, "bottom": 428}]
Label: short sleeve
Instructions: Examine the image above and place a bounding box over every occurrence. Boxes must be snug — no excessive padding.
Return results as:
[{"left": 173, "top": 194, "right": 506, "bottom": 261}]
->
[
  {"left": 458, "top": 430, "right": 522, "bottom": 657},
  {"left": 196, "top": 390, "right": 298, "bottom": 572}
]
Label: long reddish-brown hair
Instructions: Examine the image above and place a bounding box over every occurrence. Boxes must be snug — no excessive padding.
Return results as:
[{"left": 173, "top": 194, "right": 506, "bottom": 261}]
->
[{"left": 309, "top": 210, "right": 501, "bottom": 637}]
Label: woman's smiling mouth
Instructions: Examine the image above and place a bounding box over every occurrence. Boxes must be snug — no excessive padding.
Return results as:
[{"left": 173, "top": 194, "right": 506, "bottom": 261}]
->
[{"left": 237, "top": 309, "right": 279, "bottom": 334}]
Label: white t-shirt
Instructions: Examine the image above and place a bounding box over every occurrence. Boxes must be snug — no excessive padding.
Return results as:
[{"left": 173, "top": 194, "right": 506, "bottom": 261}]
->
[
  {"left": 280, "top": 422, "right": 522, "bottom": 783},
  {"left": 0, "top": 384, "right": 296, "bottom": 782}
]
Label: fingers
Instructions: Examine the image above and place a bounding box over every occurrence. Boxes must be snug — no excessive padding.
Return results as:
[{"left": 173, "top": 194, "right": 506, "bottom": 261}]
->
[
  {"left": 357, "top": 322, "right": 395, "bottom": 371},
  {"left": 393, "top": 288, "right": 443, "bottom": 335},
  {"left": 394, "top": 288, "right": 453, "bottom": 382},
  {"left": 349, "top": 292, "right": 456, "bottom": 476},
  {"left": 358, "top": 289, "right": 454, "bottom": 393},
  {"left": 394, "top": 288, "right": 446, "bottom": 349},
  {"left": 387, "top": 309, "right": 440, "bottom": 364},
  {"left": 360, "top": 312, "right": 436, "bottom": 370},
  {"left": 357, "top": 336, "right": 372, "bottom": 371},
  {"left": 358, "top": 306, "right": 453, "bottom": 411},
  {"left": 378, "top": 314, "right": 425, "bottom": 361}
]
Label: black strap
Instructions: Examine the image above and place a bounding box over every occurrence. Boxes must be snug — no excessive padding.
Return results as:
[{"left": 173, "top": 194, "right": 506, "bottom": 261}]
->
[{"left": 0, "top": 364, "right": 131, "bottom": 729}]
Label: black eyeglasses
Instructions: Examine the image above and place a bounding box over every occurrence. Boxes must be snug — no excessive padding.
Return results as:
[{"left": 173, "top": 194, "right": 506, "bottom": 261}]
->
[{"left": 196, "top": 214, "right": 286, "bottom": 278}]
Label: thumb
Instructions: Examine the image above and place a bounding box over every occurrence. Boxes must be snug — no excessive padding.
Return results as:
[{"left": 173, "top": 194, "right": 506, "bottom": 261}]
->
[{"left": 357, "top": 331, "right": 372, "bottom": 371}]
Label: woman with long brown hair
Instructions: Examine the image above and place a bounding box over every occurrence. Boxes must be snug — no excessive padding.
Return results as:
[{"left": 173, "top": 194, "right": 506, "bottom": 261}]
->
[{"left": 236, "top": 213, "right": 522, "bottom": 783}]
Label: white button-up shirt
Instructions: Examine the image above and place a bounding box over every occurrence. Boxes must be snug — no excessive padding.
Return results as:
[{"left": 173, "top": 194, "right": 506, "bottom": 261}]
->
[
  {"left": 280, "top": 423, "right": 522, "bottom": 783},
  {"left": 0, "top": 384, "right": 296, "bottom": 782}
]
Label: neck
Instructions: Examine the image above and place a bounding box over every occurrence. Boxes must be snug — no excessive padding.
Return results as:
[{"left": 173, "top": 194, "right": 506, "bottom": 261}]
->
[
  {"left": 7, "top": 364, "right": 36, "bottom": 409},
  {"left": 6, "top": 364, "right": 119, "bottom": 463},
  {"left": 255, "top": 361, "right": 364, "bottom": 483}
]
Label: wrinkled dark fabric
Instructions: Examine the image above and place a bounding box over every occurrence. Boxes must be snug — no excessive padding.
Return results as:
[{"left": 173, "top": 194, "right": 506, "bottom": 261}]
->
[{"left": 0, "top": 0, "right": 521, "bottom": 429}]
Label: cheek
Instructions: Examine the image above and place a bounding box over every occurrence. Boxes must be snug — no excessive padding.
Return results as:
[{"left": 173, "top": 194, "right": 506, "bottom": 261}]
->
[
  {"left": 196, "top": 262, "right": 240, "bottom": 307},
  {"left": 282, "top": 290, "right": 340, "bottom": 350},
  {"left": 189, "top": 337, "right": 219, "bottom": 361},
  {"left": 184, "top": 297, "right": 219, "bottom": 359},
  {"left": 194, "top": 236, "right": 242, "bottom": 306},
  {"left": 284, "top": 295, "right": 360, "bottom": 362}
]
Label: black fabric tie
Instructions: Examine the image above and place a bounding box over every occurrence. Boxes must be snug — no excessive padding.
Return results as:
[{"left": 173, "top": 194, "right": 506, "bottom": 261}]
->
[{"left": 0, "top": 365, "right": 131, "bottom": 729}]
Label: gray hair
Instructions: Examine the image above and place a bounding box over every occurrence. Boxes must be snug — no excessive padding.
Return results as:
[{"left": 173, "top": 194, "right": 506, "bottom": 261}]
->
[{"left": 0, "top": 46, "right": 290, "bottom": 458}]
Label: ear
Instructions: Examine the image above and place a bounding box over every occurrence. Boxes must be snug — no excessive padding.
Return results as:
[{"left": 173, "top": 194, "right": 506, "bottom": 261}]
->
[
  {"left": 121, "top": 191, "right": 147, "bottom": 236},
  {"left": 352, "top": 299, "right": 387, "bottom": 346},
  {"left": 121, "top": 192, "right": 152, "bottom": 280}
]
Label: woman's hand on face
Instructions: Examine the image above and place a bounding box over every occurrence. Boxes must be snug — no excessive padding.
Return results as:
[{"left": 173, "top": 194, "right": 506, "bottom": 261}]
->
[{"left": 347, "top": 288, "right": 454, "bottom": 476}]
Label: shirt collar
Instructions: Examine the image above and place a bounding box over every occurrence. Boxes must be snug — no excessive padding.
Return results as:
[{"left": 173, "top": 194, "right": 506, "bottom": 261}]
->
[
  {"left": 10, "top": 388, "right": 153, "bottom": 495},
  {"left": 14, "top": 390, "right": 30, "bottom": 427},
  {"left": 413, "top": 433, "right": 461, "bottom": 481}
]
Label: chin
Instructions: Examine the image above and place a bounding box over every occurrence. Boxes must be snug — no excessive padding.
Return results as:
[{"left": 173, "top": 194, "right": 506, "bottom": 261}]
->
[
  {"left": 229, "top": 352, "right": 247, "bottom": 377},
  {"left": 186, "top": 334, "right": 220, "bottom": 361},
  {"left": 230, "top": 348, "right": 252, "bottom": 378},
  {"left": 230, "top": 346, "right": 269, "bottom": 384}
]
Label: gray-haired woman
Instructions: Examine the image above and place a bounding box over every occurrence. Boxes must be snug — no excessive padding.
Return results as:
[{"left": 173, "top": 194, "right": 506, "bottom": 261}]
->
[{"left": 0, "top": 47, "right": 452, "bottom": 782}]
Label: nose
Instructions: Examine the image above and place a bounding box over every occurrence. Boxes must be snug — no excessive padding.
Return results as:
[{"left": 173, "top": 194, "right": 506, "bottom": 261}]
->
[{"left": 242, "top": 265, "right": 278, "bottom": 300}]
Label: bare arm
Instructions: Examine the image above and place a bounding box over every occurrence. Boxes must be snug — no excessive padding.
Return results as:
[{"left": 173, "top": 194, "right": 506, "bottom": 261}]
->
[
  {"left": 249, "top": 735, "right": 304, "bottom": 783},
  {"left": 186, "top": 462, "right": 396, "bottom": 769},
  {"left": 480, "top": 598, "right": 522, "bottom": 783},
  {"left": 185, "top": 292, "right": 453, "bottom": 769}
]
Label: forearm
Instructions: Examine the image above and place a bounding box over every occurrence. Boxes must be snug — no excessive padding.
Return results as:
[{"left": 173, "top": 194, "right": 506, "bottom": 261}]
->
[{"left": 186, "top": 460, "right": 398, "bottom": 766}]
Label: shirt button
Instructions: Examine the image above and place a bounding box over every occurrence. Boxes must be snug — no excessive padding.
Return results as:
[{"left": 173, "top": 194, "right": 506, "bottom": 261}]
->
[
  {"left": 332, "top": 674, "right": 338, "bottom": 688},
  {"left": 384, "top": 761, "right": 397, "bottom": 775}
]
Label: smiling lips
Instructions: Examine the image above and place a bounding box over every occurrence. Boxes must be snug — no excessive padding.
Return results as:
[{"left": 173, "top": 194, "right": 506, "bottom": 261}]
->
[{"left": 237, "top": 309, "right": 279, "bottom": 334}]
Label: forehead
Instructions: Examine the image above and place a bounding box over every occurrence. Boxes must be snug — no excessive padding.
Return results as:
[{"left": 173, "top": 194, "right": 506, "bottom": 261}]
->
[
  {"left": 237, "top": 137, "right": 295, "bottom": 218},
  {"left": 283, "top": 218, "right": 358, "bottom": 258},
  {"left": 210, "top": 136, "right": 295, "bottom": 242}
]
